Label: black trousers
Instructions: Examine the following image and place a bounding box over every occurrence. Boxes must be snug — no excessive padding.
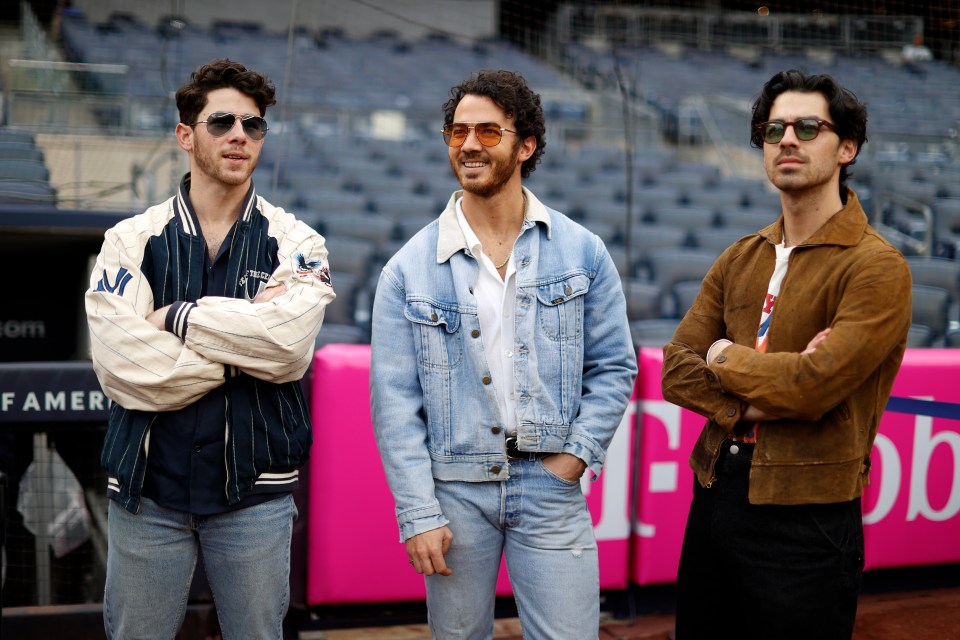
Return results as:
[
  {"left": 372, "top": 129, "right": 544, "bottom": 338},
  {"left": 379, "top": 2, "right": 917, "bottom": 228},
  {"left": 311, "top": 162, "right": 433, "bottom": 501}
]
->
[{"left": 675, "top": 442, "right": 863, "bottom": 640}]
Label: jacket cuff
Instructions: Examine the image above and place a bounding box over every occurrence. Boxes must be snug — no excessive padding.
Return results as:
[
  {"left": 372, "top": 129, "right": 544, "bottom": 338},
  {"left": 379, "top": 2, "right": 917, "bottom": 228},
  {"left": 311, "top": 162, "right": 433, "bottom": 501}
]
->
[
  {"left": 563, "top": 436, "right": 604, "bottom": 480},
  {"left": 166, "top": 301, "right": 196, "bottom": 340},
  {"left": 399, "top": 513, "right": 449, "bottom": 543}
]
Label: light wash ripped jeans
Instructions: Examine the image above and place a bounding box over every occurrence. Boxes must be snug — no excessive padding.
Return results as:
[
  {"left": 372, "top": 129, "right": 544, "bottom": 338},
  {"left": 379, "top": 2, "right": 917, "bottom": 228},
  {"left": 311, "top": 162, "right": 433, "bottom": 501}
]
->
[
  {"left": 426, "top": 457, "right": 599, "bottom": 640},
  {"left": 103, "top": 494, "right": 297, "bottom": 640}
]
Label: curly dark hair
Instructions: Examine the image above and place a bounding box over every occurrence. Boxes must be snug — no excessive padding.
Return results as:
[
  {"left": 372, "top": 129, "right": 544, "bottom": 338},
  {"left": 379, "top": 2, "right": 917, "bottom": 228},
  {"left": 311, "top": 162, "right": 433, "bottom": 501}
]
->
[
  {"left": 442, "top": 69, "right": 546, "bottom": 179},
  {"left": 750, "top": 69, "right": 868, "bottom": 201},
  {"left": 176, "top": 59, "right": 277, "bottom": 127}
]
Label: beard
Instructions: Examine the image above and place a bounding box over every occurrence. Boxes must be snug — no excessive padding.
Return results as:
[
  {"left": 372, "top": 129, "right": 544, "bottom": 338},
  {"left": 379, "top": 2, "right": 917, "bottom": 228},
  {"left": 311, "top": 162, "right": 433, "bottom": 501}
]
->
[
  {"left": 193, "top": 138, "right": 257, "bottom": 187},
  {"left": 451, "top": 144, "right": 520, "bottom": 198}
]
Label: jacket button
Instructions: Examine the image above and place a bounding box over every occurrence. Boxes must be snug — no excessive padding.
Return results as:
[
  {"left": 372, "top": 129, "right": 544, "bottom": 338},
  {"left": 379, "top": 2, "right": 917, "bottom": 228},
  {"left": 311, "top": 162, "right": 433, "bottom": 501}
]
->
[
  {"left": 482, "top": 376, "right": 492, "bottom": 385},
  {"left": 717, "top": 355, "right": 727, "bottom": 363},
  {"left": 471, "top": 329, "right": 480, "bottom": 338},
  {"left": 491, "top": 426, "right": 501, "bottom": 434},
  {"left": 490, "top": 465, "right": 502, "bottom": 474},
  {"left": 726, "top": 406, "right": 737, "bottom": 417},
  {"left": 564, "top": 284, "right": 572, "bottom": 295},
  {"left": 431, "top": 312, "right": 438, "bottom": 321},
  {"left": 194, "top": 445, "right": 202, "bottom": 454}
]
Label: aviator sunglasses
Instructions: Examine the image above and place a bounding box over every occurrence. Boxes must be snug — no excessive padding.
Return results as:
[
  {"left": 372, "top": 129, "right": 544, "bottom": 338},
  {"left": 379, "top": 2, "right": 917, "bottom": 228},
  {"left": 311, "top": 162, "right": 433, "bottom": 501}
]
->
[
  {"left": 755, "top": 118, "right": 836, "bottom": 144},
  {"left": 442, "top": 122, "right": 518, "bottom": 148},
  {"left": 190, "top": 112, "right": 269, "bottom": 140}
]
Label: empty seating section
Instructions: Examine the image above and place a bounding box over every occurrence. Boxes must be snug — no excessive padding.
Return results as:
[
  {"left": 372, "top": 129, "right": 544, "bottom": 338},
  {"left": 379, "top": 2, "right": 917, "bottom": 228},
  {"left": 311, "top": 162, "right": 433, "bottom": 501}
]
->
[
  {"left": 0, "top": 129, "right": 57, "bottom": 206},
  {"left": 20, "top": 12, "right": 955, "bottom": 346}
]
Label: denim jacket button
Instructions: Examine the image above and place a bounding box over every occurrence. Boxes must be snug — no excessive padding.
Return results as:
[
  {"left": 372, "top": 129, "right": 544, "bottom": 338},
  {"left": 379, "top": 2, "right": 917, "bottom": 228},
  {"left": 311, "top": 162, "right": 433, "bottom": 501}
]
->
[
  {"left": 491, "top": 426, "right": 501, "bottom": 434},
  {"left": 471, "top": 329, "right": 480, "bottom": 338},
  {"left": 490, "top": 465, "right": 502, "bottom": 474},
  {"left": 482, "top": 376, "right": 492, "bottom": 385},
  {"left": 431, "top": 312, "right": 438, "bottom": 321}
]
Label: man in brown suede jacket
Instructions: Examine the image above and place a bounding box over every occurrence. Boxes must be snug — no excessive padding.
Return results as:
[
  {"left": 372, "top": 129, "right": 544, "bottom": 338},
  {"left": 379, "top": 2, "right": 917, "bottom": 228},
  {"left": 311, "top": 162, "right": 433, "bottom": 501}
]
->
[{"left": 662, "top": 70, "right": 911, "bottom": 640}]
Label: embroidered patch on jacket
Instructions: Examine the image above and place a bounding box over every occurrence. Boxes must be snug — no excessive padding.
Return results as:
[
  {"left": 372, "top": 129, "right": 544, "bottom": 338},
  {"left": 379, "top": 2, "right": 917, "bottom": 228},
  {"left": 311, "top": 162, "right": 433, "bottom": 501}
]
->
[
  {"left": 96, "top": 268, "right": 133, "bottom": 296},
  {"left": 293, "top": 252, "right": 332, "bottom": 286}
]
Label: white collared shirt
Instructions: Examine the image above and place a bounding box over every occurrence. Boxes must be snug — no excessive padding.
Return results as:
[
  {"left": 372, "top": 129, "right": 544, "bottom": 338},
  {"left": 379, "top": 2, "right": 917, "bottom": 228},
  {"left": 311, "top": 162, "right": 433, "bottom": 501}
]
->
[{"left": 455, "top": 197, "right": 519, "bottom": 437}]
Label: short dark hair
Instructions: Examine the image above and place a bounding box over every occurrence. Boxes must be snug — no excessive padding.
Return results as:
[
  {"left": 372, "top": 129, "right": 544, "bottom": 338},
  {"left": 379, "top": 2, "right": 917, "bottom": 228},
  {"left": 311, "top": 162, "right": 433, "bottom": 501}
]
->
[
  {"left": 750, "top": 69, "right": 868, "bottom": 200},
  {"left": 442, "top": 69, "right": 546, "bottom": 179},
  {"left": 176, "top": 59, "right": 277, "bottom": 127}
]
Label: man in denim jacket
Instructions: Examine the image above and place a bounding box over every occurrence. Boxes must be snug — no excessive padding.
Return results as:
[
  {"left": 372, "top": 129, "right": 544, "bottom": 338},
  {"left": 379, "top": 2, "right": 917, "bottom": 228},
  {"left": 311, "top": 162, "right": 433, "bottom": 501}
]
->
[{"left": 370, "top": 70, "right": 636, "bottom": 639}]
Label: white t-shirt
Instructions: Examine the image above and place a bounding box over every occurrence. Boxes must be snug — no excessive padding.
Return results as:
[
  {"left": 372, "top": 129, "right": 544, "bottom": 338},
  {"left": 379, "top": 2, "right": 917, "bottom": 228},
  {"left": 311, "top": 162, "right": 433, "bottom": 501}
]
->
[{"left": 756, "top": 242, "right": 795, "bottom": 353}]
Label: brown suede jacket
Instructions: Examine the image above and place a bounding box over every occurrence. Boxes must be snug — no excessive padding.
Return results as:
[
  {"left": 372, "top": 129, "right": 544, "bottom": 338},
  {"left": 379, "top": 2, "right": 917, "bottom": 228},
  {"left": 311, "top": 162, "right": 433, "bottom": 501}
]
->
[{"left": 662, "top": 189, "right": 912, "bottom": 505}]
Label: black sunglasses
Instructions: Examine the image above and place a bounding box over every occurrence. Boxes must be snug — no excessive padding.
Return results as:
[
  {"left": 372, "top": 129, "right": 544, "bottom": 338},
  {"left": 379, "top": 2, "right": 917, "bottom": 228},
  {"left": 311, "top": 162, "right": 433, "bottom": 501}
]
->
[
  {"left": 756, "top": 118, "right": 837, "bottom": 144},
  {"left": 190, "top": 112, "right": 269, "bottom": 140}
]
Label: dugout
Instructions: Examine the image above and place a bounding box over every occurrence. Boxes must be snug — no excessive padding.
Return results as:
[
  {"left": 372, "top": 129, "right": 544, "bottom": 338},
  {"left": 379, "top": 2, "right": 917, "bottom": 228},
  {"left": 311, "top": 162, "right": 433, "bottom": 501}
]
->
[{"left": 0, "top": 208, "right": 317, "bottom": 638}]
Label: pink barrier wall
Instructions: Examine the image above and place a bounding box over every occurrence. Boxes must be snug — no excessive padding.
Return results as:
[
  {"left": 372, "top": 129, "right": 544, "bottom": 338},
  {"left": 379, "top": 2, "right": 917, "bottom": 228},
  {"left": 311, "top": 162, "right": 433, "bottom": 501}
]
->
[
  {"left": 307, "top": 344, "right": 637, "bottom": 605},
  {"left": 861, "top": 350, "right": 960, "bottom": 570},
  {"left": 308, "top": 345, "right": 960, "bottom": 604},
  {"left": 629, "top": 348, "right": 960, "bottom": 585}
]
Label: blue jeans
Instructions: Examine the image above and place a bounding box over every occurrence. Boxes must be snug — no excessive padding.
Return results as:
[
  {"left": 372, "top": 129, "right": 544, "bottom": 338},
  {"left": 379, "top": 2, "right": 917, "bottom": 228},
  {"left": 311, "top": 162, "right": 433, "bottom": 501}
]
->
[
  {"left": 103, "top": 495, "right": 297, "bottom": 640},
  {"left": 676, "top": 442, "right": 863, "bottom": 640},
  {"left": 427, "top": 457, "right": 599, "bottom": 640}
]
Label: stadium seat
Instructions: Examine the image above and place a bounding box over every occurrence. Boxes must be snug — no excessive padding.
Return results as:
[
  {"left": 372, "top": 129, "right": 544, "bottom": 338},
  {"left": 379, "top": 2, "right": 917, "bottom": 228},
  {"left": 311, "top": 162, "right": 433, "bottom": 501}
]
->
[
  {"left": 0, "top": 181, "right": 57, "bottom": 205},
  {"left": 623, "top": 280, "right": 664, "bottom": 322},
  {"left": 944, "top": 327, "right": 960, "bottom": 348},
  {"left": 933, "top": 198, "right": 960, "bottom": 249},
  {"left": 671, "top": 280, "right": 702, "bottom": 319},
  {"left": 648, "top": 205, "right": 718, "bottom": 231},
  {"left": 319, "top": 213, "right": 396, "bottom": 251},
  {"left": 0, "top": 159, "right": 49, "bottom": 182},
  {"left": 629, "top": 318, "right": 681, "bottom": 349},
  {"left": 691, "top": 226, "right": 754, "bottom": 255},
  {"left": 906, "top": 324, "right": 935, "bottom": 348},
  {"left": 910, "top": 284, "right": 950, "bottom": 341},
  {"left": 626, "top": 223, "right": 689, "bottom": 256},
  {"left": 0, "top": 142, "right": 44, "bottom": 163},
  {"left": 324, "top": 236, "right": 378, "bottom": 282},
  {"left": 369, "top": 193, "right": 438, "bottom": 220},
  {"left": 684, "top": 186, "right": 747, "bottom": 213},
  {"left": 323, "top": 271, "right": 358, "bottom": 326},
  {"left": 396, "top": 215, "right": 438, "bottom": 242},
  {"left": 905, "top": 257, "right": 960, "bottom": 309},
  {"left": 581, "top": 220, "right": 619, "bottom": 246},
  {"left": 721, "top": 208, "right": 780, "bottom": 231},
  {"left": 646, "top": 248, "right": 718, "bottom": 291},
  {"left": 0, "top": 129, "right": 36, "bottom": 145},
  {"left": 743, "top": 190, "right": 782, "bottom": 211},
  {"left": 606, "top": 246, "right": 636, "bottom": 279},
  {"left": 577, "top": 200, "right": 634, "bottom": 226},
  {"left": 315, "top": 322, "right": 369, "bottom": 348}
]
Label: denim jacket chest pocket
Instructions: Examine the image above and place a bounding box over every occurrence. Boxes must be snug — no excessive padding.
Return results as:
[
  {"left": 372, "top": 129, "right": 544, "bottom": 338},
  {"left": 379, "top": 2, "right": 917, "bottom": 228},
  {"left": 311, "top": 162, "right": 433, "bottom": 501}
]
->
[
  {"left": 405, "top": 299, "right": 463, "bottom": 369},
  {"left": 534, "top": 274, "right": 590, "bottom": 342}
]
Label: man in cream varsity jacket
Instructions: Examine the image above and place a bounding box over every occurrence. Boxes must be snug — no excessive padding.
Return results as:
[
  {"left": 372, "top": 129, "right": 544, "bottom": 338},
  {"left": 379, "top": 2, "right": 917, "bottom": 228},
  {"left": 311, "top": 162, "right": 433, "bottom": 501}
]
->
[{"left": 85, "top": 59, "right": 334, "bottom": 640}]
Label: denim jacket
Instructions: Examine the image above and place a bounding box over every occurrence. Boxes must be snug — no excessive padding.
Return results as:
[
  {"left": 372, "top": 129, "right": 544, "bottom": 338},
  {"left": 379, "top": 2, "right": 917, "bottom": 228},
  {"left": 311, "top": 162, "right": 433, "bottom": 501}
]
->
[{"left": 370, "top": 187, "right": 637, "bottom": 540}]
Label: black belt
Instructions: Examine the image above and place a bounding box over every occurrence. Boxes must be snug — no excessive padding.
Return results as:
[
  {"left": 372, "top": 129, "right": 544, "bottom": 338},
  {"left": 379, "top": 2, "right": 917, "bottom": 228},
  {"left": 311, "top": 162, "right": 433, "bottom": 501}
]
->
[{"left": 505, "top": 436, "right": 548, "bottom": 461}]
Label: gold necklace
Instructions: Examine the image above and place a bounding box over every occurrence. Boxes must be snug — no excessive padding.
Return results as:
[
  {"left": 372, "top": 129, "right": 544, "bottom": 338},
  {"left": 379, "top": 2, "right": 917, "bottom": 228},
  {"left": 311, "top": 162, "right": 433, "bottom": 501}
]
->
[{"left": 494, "top": 251, "right": 511, "bottom": 270}]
